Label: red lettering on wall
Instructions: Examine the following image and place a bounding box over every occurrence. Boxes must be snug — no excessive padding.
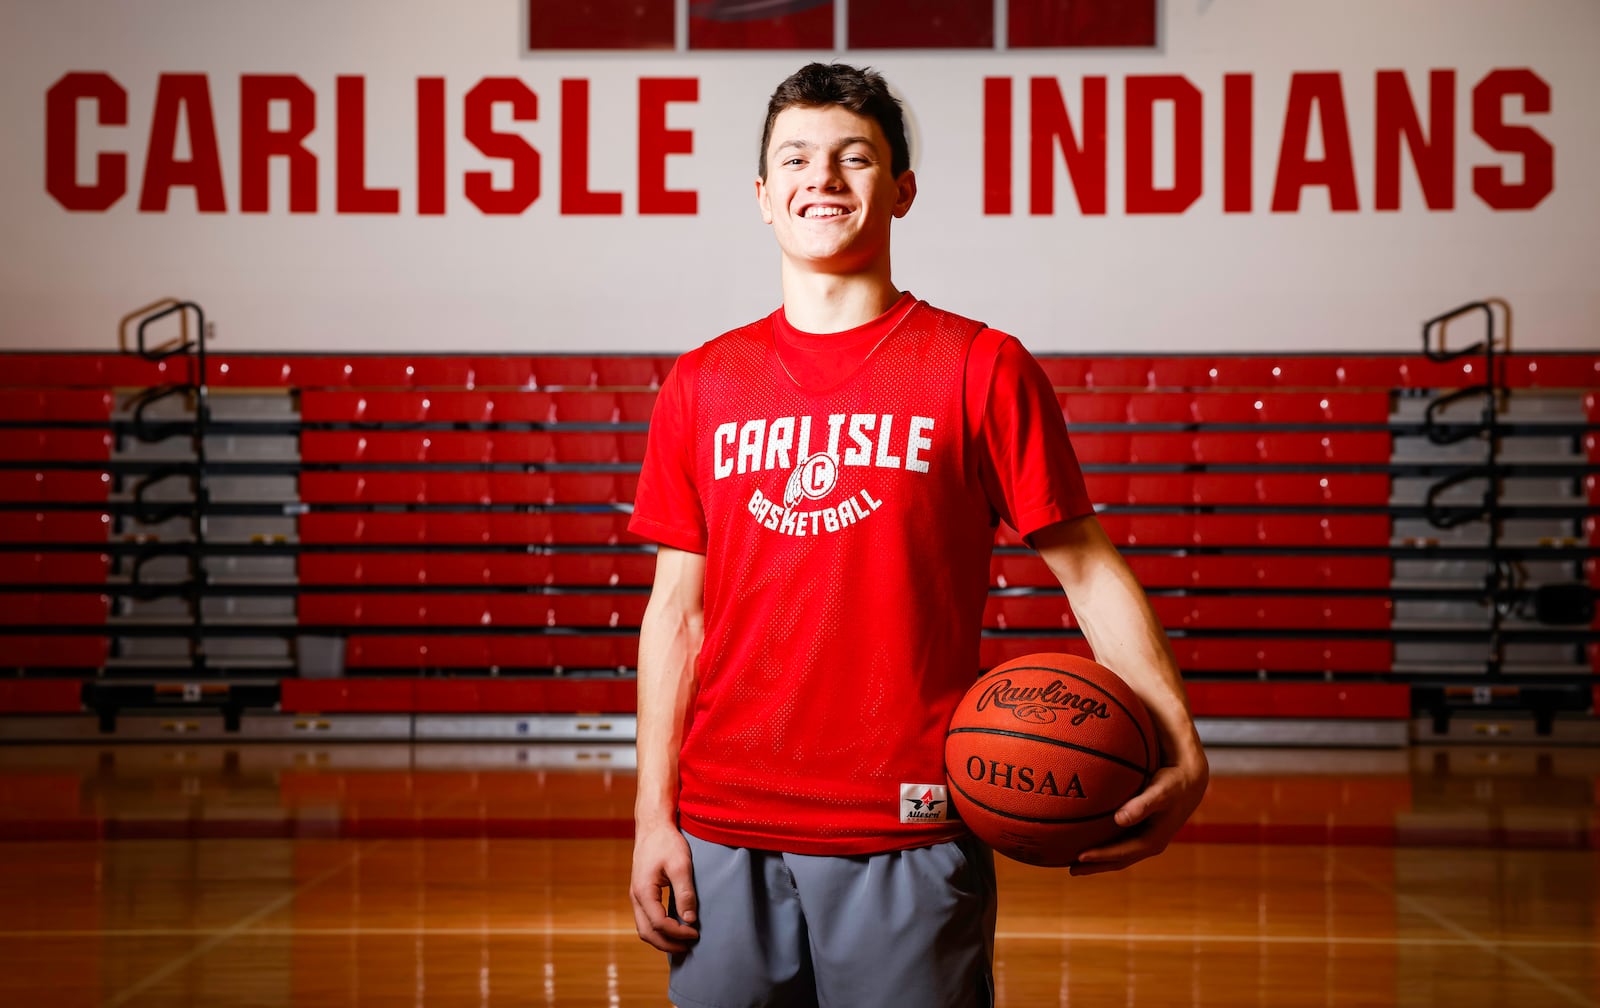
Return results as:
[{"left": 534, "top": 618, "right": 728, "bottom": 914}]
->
[
  {"left": 464, "top": 78, "right": 541, "bottom": 215},
  {"left": 638, "top": 77, "right": 697, "bottom": 215},
  {"left": 1029, "top": 76, "right": 1106, "bottom": 216},
  {"left": 1125, "top": 75, "right": 1202, "bottom": 215},
  {"left": 1472, "top": 68, "right": 1554, "bottom": 211},
  {"left": 1375, "top": 69, "right": 1455, "bottom": 211},
  {"left": 416, "top": 77, "right": 446, "bottom": 216},
  {"left": 1222, "top": 73, "right": 1252, "bottom": 213},
  {"left": 141, "top": 74, "right": 226, "bottom": 212},
  {"left": 240, "top": 75, "right": 317, "bottom": 214},
  {"left": 1272, "top": 72, "right": 1358, "bottom": 212},
  {"left": 336, "top": 76, "right": 399, "bottom": 214},
  {"left": 561, "top": 79, "right": 622, "bottom": 215},
  {"left": 983, "top": 77, "right": 1011, "bottom": 216},
  {"left": 46, "top": 72, "right": 126, "bottom": 212}
]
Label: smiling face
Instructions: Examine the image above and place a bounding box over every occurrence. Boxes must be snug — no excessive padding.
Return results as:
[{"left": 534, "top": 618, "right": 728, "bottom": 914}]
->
[{"left": 755, "top": 104, "right": 917, "bottom": 277}]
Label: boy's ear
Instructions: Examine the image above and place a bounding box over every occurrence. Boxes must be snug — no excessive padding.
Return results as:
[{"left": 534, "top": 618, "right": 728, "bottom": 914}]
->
[
  {"left": 893, "top": 169, "right": 918, "bottom": 219},
  {"left": 756, "top": 175, "right": 775, "bottom": 225}
]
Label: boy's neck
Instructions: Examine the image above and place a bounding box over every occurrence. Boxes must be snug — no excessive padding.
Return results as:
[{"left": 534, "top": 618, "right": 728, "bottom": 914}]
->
[{"left": 778, "top": 263, "right": 902, "bottom": 335}]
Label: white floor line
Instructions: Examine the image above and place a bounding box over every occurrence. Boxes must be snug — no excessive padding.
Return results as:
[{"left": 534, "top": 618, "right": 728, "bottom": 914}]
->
[
  {"left": 5, "top": 925, "right": 1594, "bottom": 953},
  {"left": 1345, "top": 861, "right": 1597, "bottom": 1008},
  {"left": 96, "top": 839, "right": 390, "bottom": 1008}
]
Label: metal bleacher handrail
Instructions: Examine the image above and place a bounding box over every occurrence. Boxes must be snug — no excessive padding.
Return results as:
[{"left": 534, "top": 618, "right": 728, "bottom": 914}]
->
[{"left": 119, "top": 299, "right": 214, "bottom": 675}]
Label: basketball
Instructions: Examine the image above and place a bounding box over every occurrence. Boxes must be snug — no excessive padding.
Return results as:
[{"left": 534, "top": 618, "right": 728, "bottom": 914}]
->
[{"left": 945, "top": 653, "right": 1158, "bottom": 867}]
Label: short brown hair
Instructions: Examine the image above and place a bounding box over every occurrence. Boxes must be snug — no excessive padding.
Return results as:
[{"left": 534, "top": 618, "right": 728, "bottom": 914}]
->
[{"left": 758, "top": 62, "right": 910, "bottom": 179}]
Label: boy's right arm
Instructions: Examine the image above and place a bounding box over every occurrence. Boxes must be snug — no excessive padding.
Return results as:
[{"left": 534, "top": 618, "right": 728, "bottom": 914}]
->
[{"left": 629, "top": 546, "right": 707, "bottom": 953}]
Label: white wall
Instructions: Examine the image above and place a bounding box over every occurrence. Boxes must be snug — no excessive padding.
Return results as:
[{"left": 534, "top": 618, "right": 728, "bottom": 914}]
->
[{"left": 2, "top": 0, "right": 1595, "bottom": 353}]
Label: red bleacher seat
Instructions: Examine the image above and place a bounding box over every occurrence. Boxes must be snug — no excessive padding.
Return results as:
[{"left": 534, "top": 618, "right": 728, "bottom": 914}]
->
[
  {"left": 0, "top": 552, "right": 111, "bottom": 585},
  {"left": 1085, "top": 358, "right": 1154, "bottom": 390},
  {"left": 1190, "top": 433, "right": 1263, "bottom": 464},
  {"left": 1125, "top": 554, "right": 1391, "bottom": 589},
  {"left": 209, "top": 356, "right": 298, "bottom": 387},
  {"left": 0, "top": 593, "right": 109, "bottom": 625},
  {"left": 1065, "top": 433, "right": 1130, "bottom": 464},
  {"left": 978, "top": 635, "right": 1093, "bottom": 668},
  {"left": 1059, "top": 392, "right": 1130, "bottom": 424},
  {"left": 1096, "top": 513, "right": 1195, "bottom": 547},
  {"left": 1252, "top": 432, "right": 1390, "bottom": 464},
  {"left": 1126, "top": 394, "right": 1198, "bottom": 424},
  {"left": 301, "top": 472, "right": 633, "bottom": 507},
  {"left": 982, "top": 595, "right": 1074, "bottom": 629},
  {"left": 1170, "top": 637, "right": 1392, "bottom": 673},
  {"left": 593, "top": 357, "right": 670, "bottom": 388},
  {"left": 0, "top": 431, "right": 112, "bottom": 462},
  {"left": 303, "top": 551, "right": 599, "bottom": 587},
  {"left": 1198, "top": 358, "right": 1287, "bottom": 389},
  {"left": 1255, "top": 473, "right": 1390, "bottom": 505},
  {"left": 615, "top": 391, "right": 658, "bottom": 423},
  {"left": 1125, "top": 474, "right": 1204, "bottom": 505},
  {"left": 1147, "top": 358, "right": 1218, "bottom": 389},
  {"left": 0, "top": 389, "right": 114, "bottom": 421},
  {"left": 0, "top": 635, "right": 109, "bottom": 668},
  {"left": 0, "top": 511, "right": 110, "bottom": 544},
  {"left": 532, "top": 356, "right": 601, "bottom": 389},
  {"left": 462, "top": 357, "right": 536, "bottom": 389},
  {"left": 299, "top": 592, "right": 646, "bottom": 628},
  {"left": 1330, "top": 357, "right": 1405, "bottom": 388},
  {"left": 1188, "top": 393, "right": 1269, "bottom": 425},
  {"left": 1273, "top": 392, "right": 1392, "bottom": 425},
  {"left": 278, "top": 678, "right": 416, "bottom": 713},
  {"left": 344, "top": 634, "right": 488, "bottom": 668},
  {"left": 1398, "top": 357, "right": 1482, "bottom": 389},
  {"left": 344, "top": 632, "right": 632, "bottom": 670},
  {"left": 1152, "top": 596, "right": 1392, "bottom": 630},
  {"left": 1501, "top": 354, "right": 1600, "bottom": 388},
  {"left": 1035, "top": 358, "right": 1090, "bottom": 388},
  {"left": 304, "top": 510, "right": 649, "bottom": 545},
  {"left": 545, "top": 391, "right": 619, "bottom": 423},
  {"left": 0, "top": 471, "right": 112, "bottom": 504},
  {"left": 990, "top": 553, "right": 1056, "bottom": 588},
  {"left": 1258, "top": 513, "right": 1390, "bottom": 546},
  {"left": 546, "top": 552, "right": 655, "bottom": 586},
  {"left": 1126, "top": 433, "right": 1200, "bottom": 464},
  {"left": 1263, "top": 358, "right": 1346, "bottom": 388},
  {"left": 0, "top": 679, "right": 85, "bottom": 713}
]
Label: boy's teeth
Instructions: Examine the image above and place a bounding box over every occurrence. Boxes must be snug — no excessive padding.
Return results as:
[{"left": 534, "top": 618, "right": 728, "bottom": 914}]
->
[{"left": 805, "top": 206, "right": 846, "bottom": 218}]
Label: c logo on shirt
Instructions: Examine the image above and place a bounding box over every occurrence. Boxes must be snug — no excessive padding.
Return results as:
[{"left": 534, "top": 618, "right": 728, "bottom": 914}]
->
[{"left": 783, "top": 452, "right": 839, "bottom": 509}]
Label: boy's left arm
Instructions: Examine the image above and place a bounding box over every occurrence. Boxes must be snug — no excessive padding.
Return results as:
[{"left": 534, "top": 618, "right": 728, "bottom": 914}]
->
[{"left": 1031, "top": 513, "right": 1210, "bottom": 875}]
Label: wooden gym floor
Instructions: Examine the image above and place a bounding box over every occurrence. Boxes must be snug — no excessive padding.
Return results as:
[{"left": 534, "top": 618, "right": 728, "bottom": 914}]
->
[{"left": 0, "top": 740, "right": 1596, "bottom": 1007}]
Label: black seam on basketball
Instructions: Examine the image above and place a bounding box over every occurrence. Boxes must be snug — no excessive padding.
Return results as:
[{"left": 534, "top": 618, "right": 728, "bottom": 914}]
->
[
  {"left": 947, "top": 777, "right": 1122, "bottom": 826},
  {"left": 947, "top": 725, "right": 1149, "bottom": 777},
  {"left": 974, "top": 662, "right": 1157, "bottom": 773}
]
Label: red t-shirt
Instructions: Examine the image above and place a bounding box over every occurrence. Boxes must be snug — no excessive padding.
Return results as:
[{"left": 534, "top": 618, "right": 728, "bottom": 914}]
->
[{"left": 630, "top": 296, "right": 1093, "bottom": 854}]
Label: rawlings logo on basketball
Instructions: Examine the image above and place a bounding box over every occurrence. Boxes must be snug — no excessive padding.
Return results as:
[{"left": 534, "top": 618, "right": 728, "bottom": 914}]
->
[{"left": 975, "top": 677, "right": 1112, "bottom": 726}]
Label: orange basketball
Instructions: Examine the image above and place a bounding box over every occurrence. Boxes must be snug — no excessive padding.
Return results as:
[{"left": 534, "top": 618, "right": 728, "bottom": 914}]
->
[{"left": 945, "top": 652, "right": 1158, "bottom": 867}]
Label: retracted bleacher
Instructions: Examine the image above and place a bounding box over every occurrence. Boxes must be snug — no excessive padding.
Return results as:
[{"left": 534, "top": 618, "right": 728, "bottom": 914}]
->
[{"left": 1, "top": 342, "right": 1596, "bottom": 744}]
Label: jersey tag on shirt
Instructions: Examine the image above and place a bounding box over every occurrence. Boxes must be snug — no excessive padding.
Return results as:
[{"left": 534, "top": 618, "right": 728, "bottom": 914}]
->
[{"left": 900, "top": 783, "right": 949, "bottom": 823}]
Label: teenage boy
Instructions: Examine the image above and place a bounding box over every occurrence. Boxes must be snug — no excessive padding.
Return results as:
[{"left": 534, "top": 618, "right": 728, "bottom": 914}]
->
[{"left": 628, "top": 62, "right": 1208, "bottom": 1008}]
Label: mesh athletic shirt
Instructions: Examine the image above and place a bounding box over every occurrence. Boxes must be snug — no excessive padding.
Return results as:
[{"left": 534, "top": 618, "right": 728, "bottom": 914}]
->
[{"left": 630, "top": 294, "right": 1094, "bottom": 855}]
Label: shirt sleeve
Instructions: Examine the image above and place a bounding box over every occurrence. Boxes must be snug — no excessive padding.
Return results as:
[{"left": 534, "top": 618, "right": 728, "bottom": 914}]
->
[
  {"left": 973, "top": 332, "right": 1095, "bottom": 542},
  {"left": 628, "top": 356, "right": 709, "bottom": 554}
]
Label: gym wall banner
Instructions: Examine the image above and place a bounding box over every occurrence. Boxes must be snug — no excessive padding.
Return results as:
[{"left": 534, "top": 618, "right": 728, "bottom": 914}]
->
[{"left": 3, "top": 0, "right": 1595, "bottom": 353}]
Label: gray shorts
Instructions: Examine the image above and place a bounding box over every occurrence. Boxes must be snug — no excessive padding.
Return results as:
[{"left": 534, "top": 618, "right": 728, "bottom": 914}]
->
[{"left": 667, "top": 830, "right": 997, "bottom": 1008}]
